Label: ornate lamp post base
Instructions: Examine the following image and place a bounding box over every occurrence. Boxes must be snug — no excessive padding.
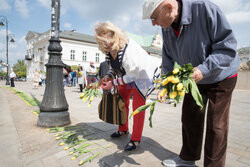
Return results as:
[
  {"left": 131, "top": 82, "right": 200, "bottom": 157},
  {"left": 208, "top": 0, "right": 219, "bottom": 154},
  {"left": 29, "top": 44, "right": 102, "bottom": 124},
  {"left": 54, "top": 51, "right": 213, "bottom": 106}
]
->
[
  {"left": 37, "top": 38, "right": 71, "bottom": 127},
  {"left": 37, "top": 0, "right": 71, "bottom": 128},
  {"left": 6, "top": 79, "right": 10, "bottom": 85},
  {"left": 37, "top": 111, "right": 70, "bottom": 127}
]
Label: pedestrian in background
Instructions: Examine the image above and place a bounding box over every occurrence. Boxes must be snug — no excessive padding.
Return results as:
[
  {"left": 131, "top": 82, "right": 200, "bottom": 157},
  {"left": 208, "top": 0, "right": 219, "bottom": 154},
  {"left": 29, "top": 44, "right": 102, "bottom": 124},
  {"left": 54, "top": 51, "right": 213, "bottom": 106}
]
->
[
  {"left": 40, "top": 72, "right": 45, "bottom": 85},
  {"left": 98, "top": 61, "right": 109, "bottom": 80},
  {"left": 72, "top": 70, "right": 77, "bottom": 87},
  {"left": 10, "top": 69, "right": 16, "bottom": 87},
  {"left": 33, "top": 70, "right": 40, "bottom": 89},
  {"left": 86, "top": 61, "right": 97, "bottom": 86},
  {"left": 142, "top": 0, "right": 240, "bottom": 166},
  {"left": 78, "top": 66, "right": 87, "bottom": 92}
]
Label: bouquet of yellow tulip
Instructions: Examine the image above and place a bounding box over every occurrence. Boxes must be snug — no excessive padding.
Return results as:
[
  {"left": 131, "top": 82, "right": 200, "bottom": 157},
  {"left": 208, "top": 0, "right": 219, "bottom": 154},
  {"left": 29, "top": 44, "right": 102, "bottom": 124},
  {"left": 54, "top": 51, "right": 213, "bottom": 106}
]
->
[
  {"left": 130, "top": 62, "right": 204, "bottom": 128},
  {"left": 80, "top": 83, "right": 102, "bottom": 107}
]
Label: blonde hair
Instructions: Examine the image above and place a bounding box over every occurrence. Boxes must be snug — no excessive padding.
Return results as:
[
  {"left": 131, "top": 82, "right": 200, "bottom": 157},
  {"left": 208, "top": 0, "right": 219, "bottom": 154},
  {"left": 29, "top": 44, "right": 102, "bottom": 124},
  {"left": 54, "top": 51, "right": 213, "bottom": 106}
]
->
[{"left": 94, "top": 21, "right": 128, "bottom": 54}]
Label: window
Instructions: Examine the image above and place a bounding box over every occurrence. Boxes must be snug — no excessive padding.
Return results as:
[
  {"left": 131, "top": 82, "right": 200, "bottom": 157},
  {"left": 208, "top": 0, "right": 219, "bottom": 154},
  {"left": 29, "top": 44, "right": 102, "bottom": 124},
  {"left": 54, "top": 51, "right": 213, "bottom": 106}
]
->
[
  {"left": 70, "top": 50, "right": 75, "bottom": 60},
  {"left": 95, "top": 53, "right": 100, "bottom": 63},
  {"left": 82, "top": 51, "right": 87, "bottom": 61}
]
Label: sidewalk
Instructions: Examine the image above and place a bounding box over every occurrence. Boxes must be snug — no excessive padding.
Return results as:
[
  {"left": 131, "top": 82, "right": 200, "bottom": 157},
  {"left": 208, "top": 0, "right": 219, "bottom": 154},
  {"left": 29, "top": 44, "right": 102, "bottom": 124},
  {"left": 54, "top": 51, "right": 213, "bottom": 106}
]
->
[{"left": 0, "top": 80, "right": 250, "bottom": 167}]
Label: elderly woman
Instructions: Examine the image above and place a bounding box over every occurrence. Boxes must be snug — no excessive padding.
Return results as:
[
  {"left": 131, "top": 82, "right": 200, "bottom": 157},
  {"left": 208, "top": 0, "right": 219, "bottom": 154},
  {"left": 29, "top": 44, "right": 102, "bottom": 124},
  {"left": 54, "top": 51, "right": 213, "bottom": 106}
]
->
[{"left": 95, "top": 21, "right": 160, "bottom": 151}]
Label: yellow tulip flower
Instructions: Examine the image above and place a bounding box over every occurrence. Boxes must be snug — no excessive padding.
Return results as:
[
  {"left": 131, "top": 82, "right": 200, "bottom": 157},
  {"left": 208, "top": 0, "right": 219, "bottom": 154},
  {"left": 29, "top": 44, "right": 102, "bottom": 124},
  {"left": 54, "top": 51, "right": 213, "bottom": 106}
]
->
[
  {"left": 173, "top": 68, "right": 180, "bottom": 74},
  {"left": 82, "top": 97, "right": 88, "bottom": 102},
  {"left": 161, "top": 78, "right": 169, "bottom": 86},
  {"left": 171, "top": 77, "right": 180, "bottom": 84},
  {"left": 179, "top": 90, "right": 185, "bottom": 96},
  {"left": 159, "top": 88, "right": 167, "bottom": 97},
  {"left": 154, "top": 78, "right": 162, "bottom": 83},
  {"left": 177, "top": 83, "right": 184, "bottom": 91},
  {"left": 169, "top": 91, "right": 177, "bottom": 99},
  {"left": 132, "top": 110, "right": 140, "bottom": 116},
  {"left": 80, "top": 93, "right": 85, "bottom": 98},
  {"left": 59, "top": 142, "right": 64, "bottom": 146}
]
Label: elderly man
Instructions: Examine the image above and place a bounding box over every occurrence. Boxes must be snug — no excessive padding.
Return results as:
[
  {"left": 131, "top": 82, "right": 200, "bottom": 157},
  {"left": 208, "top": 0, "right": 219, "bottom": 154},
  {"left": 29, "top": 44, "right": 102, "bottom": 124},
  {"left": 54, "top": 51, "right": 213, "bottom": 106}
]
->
[
  {"left": 142, "top": 0, "right": 240, "bottom": 167},
  {"left": 86, "top": 61, "right": 97, "bottom": 86}
]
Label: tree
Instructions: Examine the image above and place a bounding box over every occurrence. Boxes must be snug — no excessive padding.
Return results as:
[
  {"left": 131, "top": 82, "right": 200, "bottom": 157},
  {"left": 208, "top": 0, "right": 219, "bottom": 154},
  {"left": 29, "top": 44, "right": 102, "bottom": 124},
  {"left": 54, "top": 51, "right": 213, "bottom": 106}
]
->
[
  {"left": 71, "top": 65, "right": 78, "bottom": 71},
  {"left": 13, "top": 60, "right": 27, "bottom": 77},
  {"left": 0, "top": 71, "right": 6, "bottom": 78}
]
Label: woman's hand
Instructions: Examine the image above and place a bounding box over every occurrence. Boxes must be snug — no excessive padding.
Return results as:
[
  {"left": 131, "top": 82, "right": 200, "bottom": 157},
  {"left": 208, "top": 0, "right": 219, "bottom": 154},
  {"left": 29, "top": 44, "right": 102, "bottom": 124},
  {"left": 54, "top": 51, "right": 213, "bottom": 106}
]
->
[
  {"left": 157, "top": 89, "right": 167, "bottom": 103},
  {"left": 102, "top": 75, "right": 112, "bottom": 82},
  {"left": 101, "top": 80, "right": 114, "bottom": 90}
]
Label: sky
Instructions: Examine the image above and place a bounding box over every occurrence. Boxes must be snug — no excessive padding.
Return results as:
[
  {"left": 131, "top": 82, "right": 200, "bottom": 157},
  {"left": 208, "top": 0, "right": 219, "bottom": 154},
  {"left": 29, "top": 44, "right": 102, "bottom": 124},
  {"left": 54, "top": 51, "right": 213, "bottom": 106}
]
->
[{"left": 0, "top": 0, "right": 250, "bottom": 67}]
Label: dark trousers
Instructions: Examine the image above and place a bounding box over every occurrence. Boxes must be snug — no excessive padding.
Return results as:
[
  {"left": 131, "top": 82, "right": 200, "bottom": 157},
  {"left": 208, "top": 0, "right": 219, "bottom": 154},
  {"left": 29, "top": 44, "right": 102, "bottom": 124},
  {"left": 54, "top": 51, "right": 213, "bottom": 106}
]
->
[
  {"left": 79, "top": 84, "right": 86, "bottom": 92},
  {"left": 10, "top": 78, "right": 15, "bottom": 87},
  {"left": 87, "top": 77, "right": 96, "bottom": 85},
  {"left": 180, "top": 77, "right": 237, "bottom": 167}
]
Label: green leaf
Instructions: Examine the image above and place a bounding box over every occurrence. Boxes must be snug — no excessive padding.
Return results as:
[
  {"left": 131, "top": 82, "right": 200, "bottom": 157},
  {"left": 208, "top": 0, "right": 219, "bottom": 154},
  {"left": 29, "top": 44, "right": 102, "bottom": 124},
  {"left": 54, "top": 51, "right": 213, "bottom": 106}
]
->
[
  {"left": 148, "top": 102, "right": 156, "bottom": 128},
  {"left": 182, "top": 79, "right": 190, "bottom": 93},
  {"left": 79, "top": 151, "right": 103, "bottom": 166},
  {"left": 173, "top": 62, "right": 182, "bottom": 69},
  {"left": 189, "top": 78, "right": 204, "bottom": 110},
  {"left": 96, "top": 89, "right": 102, "bottom": 98},
  {"left": 175, "top": 94, "right": 181, "bottom": 104}
]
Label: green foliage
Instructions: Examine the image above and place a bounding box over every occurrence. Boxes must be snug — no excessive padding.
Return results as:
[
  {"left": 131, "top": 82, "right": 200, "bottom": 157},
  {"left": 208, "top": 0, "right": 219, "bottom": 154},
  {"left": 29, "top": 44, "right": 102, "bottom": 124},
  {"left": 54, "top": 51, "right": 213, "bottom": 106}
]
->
[
  {"left": 71, "top": 65, "right": 78, "bottom": 71},
  {"left": 8, "top": 87, "right": 40, "bottom": 106},
  {"left": 0, "top": 71, "right": 7, "bottom": 77},
  {"left": 237, "top": 46, "right": 250, "bottom": 55},
  {"left": 13, "top": 60, "right": 27, "bottom": 77}
]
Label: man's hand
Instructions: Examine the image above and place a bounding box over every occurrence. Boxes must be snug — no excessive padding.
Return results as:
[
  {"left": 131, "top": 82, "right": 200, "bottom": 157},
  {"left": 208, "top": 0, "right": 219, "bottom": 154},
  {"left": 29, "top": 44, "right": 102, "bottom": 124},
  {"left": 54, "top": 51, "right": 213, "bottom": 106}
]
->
[
  {"left": 192, "top": 67, "right": 203, "bottom": 82},
  {"left": 101, "top": 80, "right": 114, "bottom": 90}
]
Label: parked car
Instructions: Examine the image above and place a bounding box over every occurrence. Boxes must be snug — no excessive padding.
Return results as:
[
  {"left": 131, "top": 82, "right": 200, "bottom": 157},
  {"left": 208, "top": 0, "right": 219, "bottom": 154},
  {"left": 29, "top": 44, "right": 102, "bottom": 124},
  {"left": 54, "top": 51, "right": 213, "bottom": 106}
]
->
[{"left": 16, "top": 77, "right": 26, "bottom": 82}]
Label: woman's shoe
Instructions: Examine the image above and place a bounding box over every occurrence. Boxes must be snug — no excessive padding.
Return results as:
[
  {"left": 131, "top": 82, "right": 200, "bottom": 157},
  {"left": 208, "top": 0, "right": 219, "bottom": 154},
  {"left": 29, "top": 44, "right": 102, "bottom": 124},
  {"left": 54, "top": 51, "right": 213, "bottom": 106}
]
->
[
  {"left": 111, "top": 131, "right": 128, "bottom": 138},
  {"left": 124, "top": 140, "right": 140, "bottom": 151}
]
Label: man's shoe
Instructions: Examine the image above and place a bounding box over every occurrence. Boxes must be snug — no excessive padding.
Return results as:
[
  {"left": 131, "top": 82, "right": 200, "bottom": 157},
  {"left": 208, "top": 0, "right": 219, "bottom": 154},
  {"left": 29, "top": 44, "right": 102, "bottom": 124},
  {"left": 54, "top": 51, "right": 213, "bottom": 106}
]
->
[{"left": 162, "top": 156, "right": 195, "bottom": 167}]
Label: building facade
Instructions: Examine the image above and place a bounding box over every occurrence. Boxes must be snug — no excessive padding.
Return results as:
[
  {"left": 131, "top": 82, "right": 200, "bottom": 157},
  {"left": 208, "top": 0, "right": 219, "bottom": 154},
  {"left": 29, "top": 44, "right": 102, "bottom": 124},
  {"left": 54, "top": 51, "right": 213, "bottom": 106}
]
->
[
  {"left": 0, "top": 61, "right": 7, "bottom": 73},
  {"left": 25, "top": 30, "right": 162, "bottom": 81}
]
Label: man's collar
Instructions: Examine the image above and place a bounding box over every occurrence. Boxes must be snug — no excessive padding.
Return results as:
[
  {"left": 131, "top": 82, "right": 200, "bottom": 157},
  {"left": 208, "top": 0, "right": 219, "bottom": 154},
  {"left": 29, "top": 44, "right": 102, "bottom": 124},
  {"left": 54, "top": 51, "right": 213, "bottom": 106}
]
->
[{"left": 180, "top": 0, "right": 192, "bottom": 25}]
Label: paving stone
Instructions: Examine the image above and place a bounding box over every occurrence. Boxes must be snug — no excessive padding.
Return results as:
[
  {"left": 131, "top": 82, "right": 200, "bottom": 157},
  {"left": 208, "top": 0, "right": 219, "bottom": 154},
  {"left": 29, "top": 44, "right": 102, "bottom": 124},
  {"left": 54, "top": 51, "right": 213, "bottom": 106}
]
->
[
  {"left": 25, "top": 160, "right": 44, "bottom": 167},
  {"left": 238, "top": 157, "right": 250, "bottom": 166}
]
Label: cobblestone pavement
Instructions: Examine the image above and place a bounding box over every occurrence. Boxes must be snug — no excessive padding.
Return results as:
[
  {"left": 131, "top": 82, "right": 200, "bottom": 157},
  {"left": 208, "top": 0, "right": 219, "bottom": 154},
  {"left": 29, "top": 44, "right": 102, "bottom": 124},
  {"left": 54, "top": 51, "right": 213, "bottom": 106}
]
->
[{"left": 0, "top": 80, "right": 250, "bottom": 167}]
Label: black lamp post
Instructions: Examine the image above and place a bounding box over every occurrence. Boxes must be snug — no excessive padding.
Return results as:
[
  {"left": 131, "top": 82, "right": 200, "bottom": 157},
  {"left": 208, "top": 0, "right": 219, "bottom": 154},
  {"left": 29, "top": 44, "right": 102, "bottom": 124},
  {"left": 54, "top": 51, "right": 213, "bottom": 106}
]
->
[
  {"left": 38, "top": 0, "right": 71, "bottom": 127},
  {"left": 0, "top": 16, "right": 15, "bottom": 85}
]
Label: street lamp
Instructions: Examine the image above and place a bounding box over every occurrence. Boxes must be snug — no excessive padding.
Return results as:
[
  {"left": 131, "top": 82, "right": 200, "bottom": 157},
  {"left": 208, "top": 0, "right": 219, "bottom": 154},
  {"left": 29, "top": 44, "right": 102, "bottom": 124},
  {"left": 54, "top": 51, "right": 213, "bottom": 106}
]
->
[
  {"left": 0, "top": 16, "right": 15, "bottom": 85},
  {"left": 38, "top": 0, "right": 71, "bottom": 127}
]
